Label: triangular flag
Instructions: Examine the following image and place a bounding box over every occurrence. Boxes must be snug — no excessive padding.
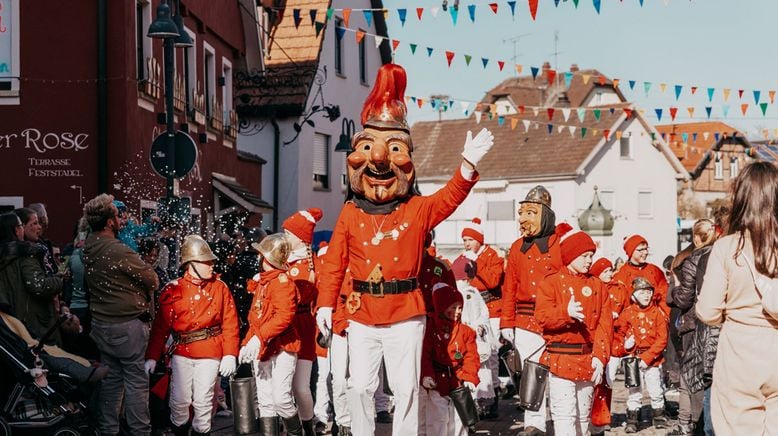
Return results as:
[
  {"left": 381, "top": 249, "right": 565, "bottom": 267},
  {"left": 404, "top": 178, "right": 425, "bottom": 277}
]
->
[
  {"left": 293, "top": 9, "right": 302, "bottom": 28},
  {"left": 613, "top": 79, "right": 620, "bottom": 88},
  {"left": 532, "top": 107, "right": 540, "bottom": 117},
  {"left": 687, "top": 107, "right": 695, "bottom": 118},
  {"left": 417, "top": 98, "right": 423, "bottom": 108},
  {"left": 703, "top": 132, "right": 709, "bottom": 141},
  {"left": 445, "top": 51, "right": 455, "bottom": 67},
  {"left": 670, "top": 107, "right": 678, "bottom": 121},
  {"left": 547, "top": 124, "right": 553, "bottom": 134},
  {"left": 581, "top": 127, "right": 587, "bottom": 138},
  {"left": 573, "top": 0, "right": 580, "bottom": 7},
  {"left": 562, "top": 108, "right": 571, "bottom": 122},
  {"left": 705, "top": 107, "right": 712, "bottom": 119},
  {"left": 624, "top": 108, "right": 633, "bottom": 119},
  {"left": 430, "top": 99, "right": 437, "bottom": 109},
  {"left": 707, "top": 88, "right": 714, "bottom": 102},
  {"left": 528, "top": 0, "right": 539, "bottom": 20},
  {"left": 592, "top": 129, "right": 599, "bottom": 137},
  {"left": 464, "top": 55, "right": 472, "bottom": 66},
  {"left": 409, "top": 43, "right": 417, "bottom": 54},
  {"left": 644, "top": 82, "right": 652, "bottom": 96},
  {"left": 598, "top": 75, "right": 606, "bottom": 86},
  {"left": 481, "top": 58, "right": 488, "bottom": 68},
  {"left": 490, "top": 3, "right": 499, "bottom": 14},
  {"left": 655, "top": 108, "right": 663, "bottom": 121},
  {"left": 426, "top": 47, "right": 433, "bottom": 57},
  {"left": 609, "top": 107, "right": 615, "bottom": 115},
  {"left": 682, "top": 133, "right": 688, "bottom": 143},
  {"left": 449, "top": 7, "right": 458, "bottom": 25},
  {"left": 397, "top": 8, "right": 407, "bottom": 26},
  {"left": 569, "top": 126, "right": 576, "bottom": 137},
  {"left": 335, "top": 26, "right": 346, "bottom": 41},
  {"left": 374, "top": 35, "right": 384, "bottom": 49},
  {"left": 531, "top": 66, "right": 539, "bottom": 79},
  {"left": 554, "top": 0, "right": 561, "bottom": 6},
  {"left": 314, "top": 21, "right": 325, "bottom": 36},
  {"left": 475, "top": 111, "right": 482, "bottom": 124},
  {"left": 674, "top": 85, "right": 683, "bottom": 100},
  {"left": 714, "top": 133, "right": 720, "bottom": 142},
  {"left": 343, "top": 9, "right": 351, "bottom": 27},
  {"left": 310, "top": 9, "right": 318, "bottom": 26},
  {"left": 391, "top": 39, "right": 400, "bottom": 51},
  {"left": 468, "top": 4, "right": 476, "bottom": 22},
  {"left": 760, "top": 102, "right": 768, "bottom": 116},
  {"left": 508, "top": 1, "right": 517, "bottom": 17},
  {"left": 363, "top": 10, "right": 373, "bottom": 27},
  {"left": 722, "top": 105, "right": 730, "bottom": 118},
  {"left": 498, "top": 61, "right": 505, "bottom": 71},
  {"left": 593, "top": 109, "right": 601, "bottom": 120},
  {"left": 558, "top": 125, "right": 565, "bottom": 133},
  {"left": 515, "top": 64, "right": 523, "bottom": 75},
  {"left": 564, "top": 72, "right": 573, "bottom": 88},
  {"left": 416, "top": 7, "right": 424, "bottom": 20},
  {"left": 326, "top": 8, "right": 334, "bottom": 21},
  {"left": 498, "top": 116, "right": 505, "bottom": 126},
  {"left": 770, "top": 90, "right": 776, "bottom": 104},
  {"left": 691, "top": 86, "right": 697, "bottom": 95},
  {"left": 576, "top": 108, "right": 586, "bottom": 122},
  {"left": 547, "top": 69, "right": 557, "bottom": 85},
  {"left": 659, "top": 83, "right": 667, "bottom": 94},
  {"left": 616, "top": 131, "right": 623, "bottom": 140},
  {"left": 740, "top": 103, "right": 748, "bottom": 116},
  {"left": 603, "top": 129, "right": 610, "bottom": 140},
  {"left": 629, "top": 80, "right": 636, "bottom": 90},
  {"left": 593, "top": 0, "right": 602, "bottom": 14},
  {"left": 522, "top": 120, "right": 531, "bottom": 132},
  {"left": 430, "top": 7, "right": 440, "bottom": 17},
  {"left": 692, "top": 132, "right": 698, "bottom": 142},
  {"left": 511, "top": 118, "right": 519, "bottom": 130},
  {"left": 723, "top": 88, "right": 731, "bottom": 102},
  {"left": 753, "top": 90, "right": 761, "bottom": 104},
  {"left": 738, "top": 89, "right": 744, "bottom": 99},
  {"left": 639, "top": 0, "right": 644, "bottom": 5},
  {"left": 582, "top": 74, "right": 591, "bottom": 85},
  {"left": 547, "top": 108, "right": 555, "bottom": 120}
]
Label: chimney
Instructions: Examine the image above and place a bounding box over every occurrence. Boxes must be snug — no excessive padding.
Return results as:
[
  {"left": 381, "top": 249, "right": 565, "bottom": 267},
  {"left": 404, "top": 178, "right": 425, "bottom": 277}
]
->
[
  {"left": 542, "top": 61, "right": 551, "bottom": 74},
  {"left": 570, "top": 64, "right": 579, "bottom": 73}
]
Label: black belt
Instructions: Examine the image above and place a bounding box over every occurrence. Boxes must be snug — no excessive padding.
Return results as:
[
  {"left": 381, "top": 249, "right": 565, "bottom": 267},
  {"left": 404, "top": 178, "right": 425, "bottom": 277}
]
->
[
  {"left": 296, "top": 304, "right": 311, "bottom": 314},
  {"left": 480, "top": 290, "right": 500, "bottom": 304},
  {"left": 172, "top": 326, "right": 222, "bottom": 345},
  {"left": 546, "top": 342, "right": 593, "bottom": 355},
  {"left": 352, "top": 278, "right": 418, "bottom": 297},
  {"left": 514, "top": 302, "right": 535, "bottom": 316}
]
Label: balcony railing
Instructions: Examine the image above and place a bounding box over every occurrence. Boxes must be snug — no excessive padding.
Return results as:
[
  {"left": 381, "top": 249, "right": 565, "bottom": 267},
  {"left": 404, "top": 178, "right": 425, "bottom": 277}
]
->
[
  {"left": 139, "top": 57, "right": 161, "bottom": 99},
  {"left": 209, "top": 97, "right": 224, "bottom": 132},
  {"left": 225, "top": 110, "right": 238, "bottom": 139}
]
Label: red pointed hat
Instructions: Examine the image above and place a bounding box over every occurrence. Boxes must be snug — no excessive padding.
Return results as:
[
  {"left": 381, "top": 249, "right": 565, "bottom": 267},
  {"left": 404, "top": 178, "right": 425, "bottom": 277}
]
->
[
  {"left": 360, "top": 64, "right": 410, "bottom": 134},
  {"left": 282, "top": 208, "right": 323, "bottom": 244},
  {"left": 461, "top": 218, "right": 484, "bottom": 244}
]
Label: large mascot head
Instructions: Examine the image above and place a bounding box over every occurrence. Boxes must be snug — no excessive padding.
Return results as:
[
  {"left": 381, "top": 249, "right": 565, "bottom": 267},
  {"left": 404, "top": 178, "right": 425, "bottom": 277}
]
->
[{"left": 348, "top": 64, "right": 415, "bottom": 204}]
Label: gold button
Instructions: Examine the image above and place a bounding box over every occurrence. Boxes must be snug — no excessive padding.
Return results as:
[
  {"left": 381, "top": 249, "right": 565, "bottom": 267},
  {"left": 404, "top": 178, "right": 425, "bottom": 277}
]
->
[{"left": 393, "top": 257, "right": 399, "bottom": 262}]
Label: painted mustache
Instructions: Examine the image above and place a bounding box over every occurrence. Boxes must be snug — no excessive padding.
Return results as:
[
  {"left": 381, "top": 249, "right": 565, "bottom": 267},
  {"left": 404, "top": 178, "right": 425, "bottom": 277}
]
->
[{"left": 350, "top": 162, "right": 410, "bottom": 198}]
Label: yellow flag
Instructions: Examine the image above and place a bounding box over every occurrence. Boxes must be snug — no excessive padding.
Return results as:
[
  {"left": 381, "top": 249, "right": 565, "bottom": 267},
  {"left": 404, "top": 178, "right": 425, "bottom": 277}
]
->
[
  {"left": 582, "top": 74, "right": 591, "bottom": 85},
  {"left": 659, "top": 83, "right": 667, "bottom": 93},
  {"left": 511, "top": 118, "right": 519, "bottom": 130},
  {"left": 723, "top": 88, "right": 731, "bottom": 102}
]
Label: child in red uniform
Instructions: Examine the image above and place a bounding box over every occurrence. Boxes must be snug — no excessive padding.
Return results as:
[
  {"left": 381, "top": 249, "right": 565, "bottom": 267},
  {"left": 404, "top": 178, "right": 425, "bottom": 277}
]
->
[
  {"left": 239, "top": 233, "right": 304, "bottom": 435},
  {"left": 145, "top": 235, "right": 240, "bottom": 436},
  {"left": 421, "top": 283, "right": 480, "bottom": 436},
  {"left": 615, "top": 277, "right": 669, "bottom": 433},
  {"left": 535, "top": 230, "right": 612, "bottom": 436}
]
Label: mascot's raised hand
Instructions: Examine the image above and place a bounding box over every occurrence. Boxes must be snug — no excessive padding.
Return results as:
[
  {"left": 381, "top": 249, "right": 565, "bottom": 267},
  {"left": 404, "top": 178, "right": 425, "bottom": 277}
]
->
[{"left": 461, "top": 128, "right": 495, "bottom": 167}]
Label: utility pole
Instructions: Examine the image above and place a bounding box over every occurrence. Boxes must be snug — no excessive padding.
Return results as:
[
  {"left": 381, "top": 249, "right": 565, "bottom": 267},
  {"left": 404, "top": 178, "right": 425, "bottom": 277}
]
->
[{"left": 501, "top": 33, "right": 531, "bottom": 75}]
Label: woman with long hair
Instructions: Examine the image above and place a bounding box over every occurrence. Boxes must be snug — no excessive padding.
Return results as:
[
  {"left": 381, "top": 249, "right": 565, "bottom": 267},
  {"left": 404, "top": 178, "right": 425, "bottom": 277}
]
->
[{"left": 697, "top": 161, "right": 778, "bottom": 433}]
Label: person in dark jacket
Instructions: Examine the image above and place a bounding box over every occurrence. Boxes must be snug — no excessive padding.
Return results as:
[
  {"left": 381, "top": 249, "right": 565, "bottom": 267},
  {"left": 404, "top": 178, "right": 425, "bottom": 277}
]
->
[{"left": 670, "top": 219, "right": 716, "bottom": 435}]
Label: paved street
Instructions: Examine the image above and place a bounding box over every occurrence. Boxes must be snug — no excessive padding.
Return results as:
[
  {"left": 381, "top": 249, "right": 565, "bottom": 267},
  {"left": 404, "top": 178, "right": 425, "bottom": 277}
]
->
[{"left": 211, "top": 373, "right": 679, "bottom": 435}]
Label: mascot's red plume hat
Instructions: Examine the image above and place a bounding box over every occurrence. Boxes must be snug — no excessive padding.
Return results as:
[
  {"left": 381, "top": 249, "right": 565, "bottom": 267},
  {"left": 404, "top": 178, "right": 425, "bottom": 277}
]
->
[{"left": 360, "top": 64, "right": 410, "bottom": 134}]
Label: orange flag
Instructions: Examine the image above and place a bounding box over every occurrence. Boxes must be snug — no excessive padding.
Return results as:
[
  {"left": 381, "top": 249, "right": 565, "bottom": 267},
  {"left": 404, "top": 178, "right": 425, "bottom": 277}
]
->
[
  {"left": 511, "top": 118, "right": 519, "bottom": 130},
  {"left": 515, "top": 64, "right": 523, "bottom": 74},
  {"left": 741, "top": 103, "right": 748, "bottom": 116},
  {"left": 355, "top": 31, "right": 365, "bottom": 44},
  {"left": 613, "top": 78, "right": 620, "bottom": 88},
  {"left": 392, "top": 39, "right": 400, "bottom": 51},
  {"left": 343, "top": 9, "right": 351, "bottom": 27},
  {"left": 770, "top": 90, "right": 776, "bottom": 104},
  {"left": 445, "top": 51, "right": 455, "bottom": 66},
  {"left": 598, "top": 75, "right": 606, "bottom": 86}
]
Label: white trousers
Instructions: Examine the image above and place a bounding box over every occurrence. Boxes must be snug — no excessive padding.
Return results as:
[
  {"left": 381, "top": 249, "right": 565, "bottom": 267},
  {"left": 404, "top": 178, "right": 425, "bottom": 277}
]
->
[
  {"left": 313, "top": 355, "right": 331, "bottom": 423},
  {"left": 512, "top": 328, "right": 547, "bottom": 431},
  {"left": 605, "top": 356, "right": 621, "bottom": 388},
  {"left": 331, "top": 333, "right": 351, "bottom": 427},
  {"left": 348, "top": 316, "right": 425, "bottom": 436},
  {"left": 169, "top": 355, "right": 220, "bottom": 432},
  {"left": 423, "top": 389, "right": 467, "bottom": 436},
  {"left": 293, "top": 358, "right": 314, "bottom": 420},
  {"left": 489, "top": 317, "right": 505, "bottom": 388},
  {"left": 548, "top": 375, "right": 594, "bottom": 436},
  {"left": 375, "top": 360, "right": 392, "bottom": 413},
  {"left": 255, "top": 351, "right": 298, "bottom": 419},
  {"left": 627, "top": 365, "right": 665, "bottom": 411}
]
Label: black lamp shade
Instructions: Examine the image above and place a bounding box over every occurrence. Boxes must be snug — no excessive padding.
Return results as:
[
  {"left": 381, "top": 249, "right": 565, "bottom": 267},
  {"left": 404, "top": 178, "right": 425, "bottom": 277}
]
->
[
  {"left": 173, "top": 14, "right": 193, "bottom": 47},
  {"left": 147, "top": 1, "right": 180, "bottom": 39}
]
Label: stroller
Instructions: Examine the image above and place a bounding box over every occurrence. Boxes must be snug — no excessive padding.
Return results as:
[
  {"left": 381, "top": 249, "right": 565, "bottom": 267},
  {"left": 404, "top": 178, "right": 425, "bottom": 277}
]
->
[{"left": 0, "top": 313, "right": 94, "bottom": 435}]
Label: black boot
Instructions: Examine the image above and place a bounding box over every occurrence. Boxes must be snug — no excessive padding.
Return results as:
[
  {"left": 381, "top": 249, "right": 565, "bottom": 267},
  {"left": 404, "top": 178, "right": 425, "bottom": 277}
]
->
[
  {"left": 625, "top": 409, "right": 639, "bottom": 433},
  {"left": 171, "top": 421, "right": 191, "bottom": 436},
  {"left": 259, "top": 416, "right": 280, "bottom": 436},
  {"left": 191, "top": 431, "right": 210, "bottom": 436},
  {"left": 302, "top": 419, "right": 316, "bottom": 436},
  {"left": 337, "top": 426, "right": 351, "bottom": 436},
  {"left": 653, "top": 407, "right": 669, "bottom": 429},
  {"left": 283, "top": 414, "right": 304, "bottom": 436}
]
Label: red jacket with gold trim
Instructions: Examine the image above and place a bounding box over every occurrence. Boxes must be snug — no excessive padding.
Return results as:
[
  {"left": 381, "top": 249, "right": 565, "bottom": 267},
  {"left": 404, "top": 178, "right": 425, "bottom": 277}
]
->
[
  {"left": 613, "top": 303, "right": 668, "bottom": 366},
  {"left": 467, "top": 245, "right": 504, "bottom": 319},
  {"left": 245, "top": 269, "right": 300, "bottom": 361},
  {"left": 289, "top": 257, "right": 317, "bottom": 361},
  {"left": 421, "top": 315, "right": 480, "bottom": 397}
]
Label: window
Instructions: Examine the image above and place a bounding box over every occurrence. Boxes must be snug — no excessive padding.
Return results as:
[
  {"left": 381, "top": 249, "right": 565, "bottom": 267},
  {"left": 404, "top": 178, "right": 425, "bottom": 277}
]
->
[
  {"left": 0, "top": 0, "right": 21, "bottom": 102},
  {"left": 313, "top": 133, "right": 330, "bottom": 190},
  {"left": 135, "top": 0, "right": 151, "bottom": 81},
  {"left": 730, "top": 156, "right": 740, "bottom": 179},
  {"left": 619, "top": 135, "right": 631, "bottom": 159},
  {"left": 714, "top": 153, "right": 723, "bottom": 179},
  {"left": 358, "top": 28, "right": 367, "bottom": 84},
  {"left": 487, "top": 200, "right": 515, "bottom": 221},
  {"left": 638, "top": 191, "right": 652, "bottom": 218},
  {"left": 183, "top": 27, "right": 196, "bottom": 113},
  {"left": 203, "top": 42, "right": 216, "bottom": 118},
  {"left": 222, "top": 59, "right": 232, "bottom": 116},
  {"left": 334, "top": 18, "right": 344, "bottom": 75}
]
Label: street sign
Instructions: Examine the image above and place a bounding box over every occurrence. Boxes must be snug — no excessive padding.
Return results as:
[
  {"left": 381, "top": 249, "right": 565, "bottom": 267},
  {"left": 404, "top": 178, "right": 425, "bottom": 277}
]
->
[{"left": 149, "top": 130, "right": 198, "bottom": 179}]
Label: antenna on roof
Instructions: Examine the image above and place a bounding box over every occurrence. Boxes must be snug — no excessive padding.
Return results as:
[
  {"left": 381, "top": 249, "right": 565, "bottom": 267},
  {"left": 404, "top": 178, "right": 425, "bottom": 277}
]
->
[
  {"left": 501, "top": 33, "right": 531, "bottom": 75},
  {"left": 430, "top": 94, "right": 449, "bottom": 122},
  {"left": 551, "top": 30, "right": 564, "bottom": 88}
]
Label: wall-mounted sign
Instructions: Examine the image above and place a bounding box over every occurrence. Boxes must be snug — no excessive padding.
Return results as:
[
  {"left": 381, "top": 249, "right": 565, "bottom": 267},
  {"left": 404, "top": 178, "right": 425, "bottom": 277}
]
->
[{"left": 0, "top": 0, "right": 17, "bottom": 82}]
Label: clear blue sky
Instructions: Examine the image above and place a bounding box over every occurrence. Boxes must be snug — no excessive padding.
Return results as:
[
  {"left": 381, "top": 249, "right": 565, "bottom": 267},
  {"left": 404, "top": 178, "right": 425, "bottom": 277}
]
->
[{"left": 378, "top": 0, "right": 778, "bottom": 138}]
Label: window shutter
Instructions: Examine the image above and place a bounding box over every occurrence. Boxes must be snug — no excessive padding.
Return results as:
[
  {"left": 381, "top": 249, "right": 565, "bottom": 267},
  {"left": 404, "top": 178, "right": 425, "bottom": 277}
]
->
[{"left": 313, "top": 133, "right": 328, "bottom": 176}]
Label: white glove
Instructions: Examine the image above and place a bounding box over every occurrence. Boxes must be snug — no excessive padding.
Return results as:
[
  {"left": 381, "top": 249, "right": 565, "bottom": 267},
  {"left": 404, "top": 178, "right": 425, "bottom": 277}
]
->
[
  {"left": 144, "top": 359, "right": 157, "bottom": 375},
  {"left": 464, "top": 381, "right": 477, "bottom": 392},
  {"left": 639, "top": 359, "right": 649, "bottom": 370},
  {"left": 252, "top": 273, "right": 260, "bottom": 281},
  {"left": 239, "top": 336, "right": 261, "bottom": 364},
  {"left": 219, "top": 355, "right": 237, "bottom": 377},
  {"left": 591, "top": 357, "right": 604, "bottom": 385},
  {"left": 624, "top": 335, "right": 636, "bottom": 350},
  {"left": 463, "top": 250, "right": 478, "bottom": 261},
  {"left": 501, "top": 328, "right": 514, "bottom": 343},
  {"left": 604, "top": 360, "right": 616, "bottom": 387},
  {"left": 422, "top": 376, "right": 437, "bottom": 390},
  {"left": 612, "top": 311, "right": 619, "bottom": 319},
  {"left": 567, "top": 295, "right": 585, "bottom": 321},
  {"left": 316, "top": 307, "right": 333, "bottom": 335},
  {"left": 461, "top": 128, "right": 495, "bottom": 167}
]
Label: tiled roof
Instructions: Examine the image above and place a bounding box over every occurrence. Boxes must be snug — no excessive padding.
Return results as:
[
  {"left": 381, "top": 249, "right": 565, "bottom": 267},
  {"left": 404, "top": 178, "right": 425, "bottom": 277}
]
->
[
  {"left": 412, "top": 103, "right": 630, "bottom": 181},
  {"left": 656, "top": 122, "right": 740, "bottom": 171}
]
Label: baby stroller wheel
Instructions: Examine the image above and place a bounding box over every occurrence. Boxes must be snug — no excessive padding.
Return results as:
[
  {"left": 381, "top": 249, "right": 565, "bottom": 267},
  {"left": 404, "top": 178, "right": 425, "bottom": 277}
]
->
[
  {"left": 48, "top": 427, "right": 80, "bottom": 436},
  {"left": 0, "top": 417, "right": 9, "bottom": 436}
]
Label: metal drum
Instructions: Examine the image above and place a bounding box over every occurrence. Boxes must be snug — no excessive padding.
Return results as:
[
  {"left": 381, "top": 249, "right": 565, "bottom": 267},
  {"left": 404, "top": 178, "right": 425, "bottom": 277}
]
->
[
  {"left": 449, "top": 385, "right": 480, "bottom": 428},
  {"left": 622, "top": 356, "right": 642, "bottom": 388},
  {"left": 518, "top": 359, "right": 549, "bottom": 412},
  {"left": 230, "top": 363, "right": 259, "bottom": 434}
]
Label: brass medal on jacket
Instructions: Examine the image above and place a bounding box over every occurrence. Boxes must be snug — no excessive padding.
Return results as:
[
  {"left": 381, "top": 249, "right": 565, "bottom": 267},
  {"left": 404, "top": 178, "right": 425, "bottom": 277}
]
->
[{"left": 346, "top": 292, "right": 361, "bottom": 314}]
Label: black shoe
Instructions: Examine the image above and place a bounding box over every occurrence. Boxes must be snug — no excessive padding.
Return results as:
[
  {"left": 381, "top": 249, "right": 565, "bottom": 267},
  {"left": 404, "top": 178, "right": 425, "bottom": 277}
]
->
[
  {"left": 625, "top": 409, "right": 639, "bottom": 433},
  {"left": 171, "top": 422, "right": 191, "bottom": 436},
  {"left": 502, "top": 384, "right": 517, "bottom": 399},
  {"left": 302, "top": 419, "right": 316, "bottom": 436},
  {"left": 283, "top": 414, "right": 304, "bottom": 436},
  {"left": 653, "top": 407, "right": 669, "bottom": 429},
  {"left": 191, "top": 431, "right": 210, "bottom": 436},
  {"left": 518, "top": 426, "right": 545, "bottom": 436},
  {"left": 376, "top": 410, "right": 392, "bottom": 424},
  {"left": 314, "top": 421, "right": 327, "bottom": 435},
  {"left": 259, "top": 416, "right": 280, "bottom": 436}
]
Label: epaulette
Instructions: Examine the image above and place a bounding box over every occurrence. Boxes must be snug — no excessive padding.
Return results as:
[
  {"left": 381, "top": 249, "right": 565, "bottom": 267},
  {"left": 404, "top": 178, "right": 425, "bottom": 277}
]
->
[
  {"left": 159, "top": 284, "right": 182, "bottom": 305},
  {"left": 278, "top": 273, "right": 288, "bottom": 283}
]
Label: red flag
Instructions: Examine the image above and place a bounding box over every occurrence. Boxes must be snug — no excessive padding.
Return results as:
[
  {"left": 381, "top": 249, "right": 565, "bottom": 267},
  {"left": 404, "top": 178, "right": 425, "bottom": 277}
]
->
[
  {"left": 343, "top": 9, "right": 351, "bottom": 27},
  {"left": 623, "top": 108, "right": 633, "bottom": 119},
  {"left": 489, "top": 3, "right": 499, "bottom": 13},
  {"left": 669, "top": 107, "right": 678, "bottom": 121},
  {"left": 417, "top": 98, "right": 424, "bottom": 108},
  {"left": 598, "top": 75, "right": 606, "bottom": 86},
  {"left": 392, "top": 39, "right": 400, "bottom": 51},
  {"left": 518, "top": 105, "right": 526, "bottom": 114},
  {"left": 691, "top": 86, "right": 698, "bottom": 95},
  {"left": 547, "top": 69, "right": 557, "bottom": 85},
  {"left": 416, "top": 7, "right": 424, "bottom": 20},
  {"left": 603, "top": 129, "right": 611, "bottom": 140},
  {"left": 547, "top": 108, "right": 555, "bottom": 120},
  {"left": 445, "top": 51, "right": 455, "bottom": 67},
  {"left": 738, "top": 89, "right": 744, "bottom": 99},
  {"left": 529, "top": 0, "right": 539, "bottom": 20},
  {"left": 498, "top": 60, "right": 505, "bottom": 71}
]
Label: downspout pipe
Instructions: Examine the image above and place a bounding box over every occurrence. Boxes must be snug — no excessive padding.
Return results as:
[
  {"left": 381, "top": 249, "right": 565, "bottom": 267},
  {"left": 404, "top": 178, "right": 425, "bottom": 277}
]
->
[
  {"left": 271, "top": 118, "right": 280, "bottom": 232},
  {"left": 97, "top": 0, "right": 108, "bottom": 193}
]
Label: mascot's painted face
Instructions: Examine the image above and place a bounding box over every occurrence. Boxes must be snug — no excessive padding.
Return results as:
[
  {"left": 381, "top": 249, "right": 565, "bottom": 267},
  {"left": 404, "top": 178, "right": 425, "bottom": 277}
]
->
[
  {"left": 348, "top": 127, "right": 414, "bottom": 204},
  {"left": 518, "top": 202, "right": 543, "bottom": 237}
]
